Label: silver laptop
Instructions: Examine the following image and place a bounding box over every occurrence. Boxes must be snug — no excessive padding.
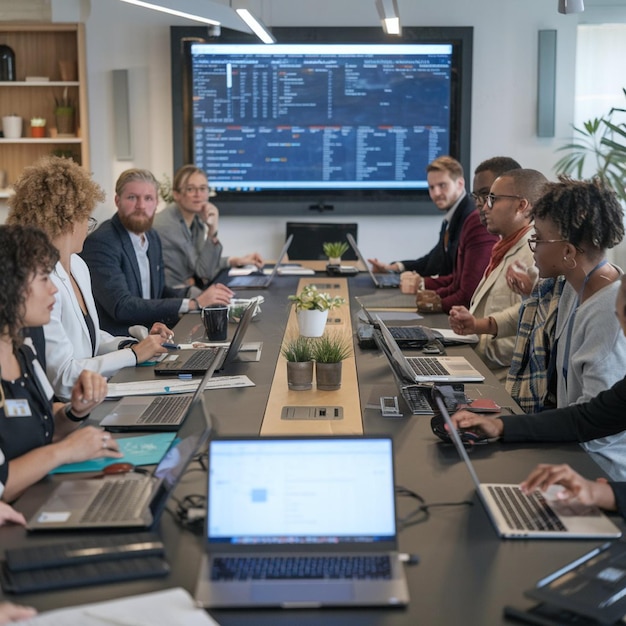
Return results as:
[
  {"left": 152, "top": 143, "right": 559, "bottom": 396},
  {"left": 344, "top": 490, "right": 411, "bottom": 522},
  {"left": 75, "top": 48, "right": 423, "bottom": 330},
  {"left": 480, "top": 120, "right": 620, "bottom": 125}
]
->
[
  {"left": 154, "top": 301, "right": 255, "bottom": 376},
  {"left": 195, "top": 436, "right": 409, "bottom": 608},
  {"left": 26, "top": 395, "right": 213, "bottom": 531},
  {"left": 434, "top": 392, "right": 622, "bottom": 540},
  {"left": 227, "top": 234, "right": 293, "bottom": 289},
  {"left": 376, "top": 317, "right": 484, "bottom": 383},
  {"left": 100, "top": 354, "right": 219, "bottom": 431},
  {"left": 347, "top": 233, "right": 400, "bottom": 288}
]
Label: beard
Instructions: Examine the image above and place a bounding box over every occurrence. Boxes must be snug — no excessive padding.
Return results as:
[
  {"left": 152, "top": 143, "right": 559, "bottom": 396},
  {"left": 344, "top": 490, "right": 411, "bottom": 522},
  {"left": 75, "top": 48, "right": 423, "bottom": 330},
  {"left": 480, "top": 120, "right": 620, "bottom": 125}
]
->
[{"left": 118, "top": 211, "right": 155, "bottom": 234}]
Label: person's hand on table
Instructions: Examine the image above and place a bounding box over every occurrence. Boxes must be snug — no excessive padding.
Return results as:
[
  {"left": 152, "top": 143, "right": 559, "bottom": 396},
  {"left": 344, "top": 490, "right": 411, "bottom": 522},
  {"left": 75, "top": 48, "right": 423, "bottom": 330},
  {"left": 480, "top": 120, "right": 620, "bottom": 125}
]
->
[
  {"left": 148, "top": 322, "right": 175, "bottom": 341},
  {"left": 367, "top": 258, "right": 399, "bottom": 273},
  {"left": 400, "top": 271, "right": 422, "bottom": 294},
  {"left": 0, "top": 502, "right": 27, "bottom": 527},
  {"left": 520, "top": 463, "right": 617, "bottom": 511},
  {"left": 448, "top": 305, "right": 476, "bottom": 335},
  {"left": 0, "top": 601, "right": 37, "bottom": 624},
  {"left": 416, "top": 289, "right": 442, "bottom": 313},
  {"left": 230, "top": 252, "right": 264, "bottom": 268},
  {"left": 197, "top": 283, "right": 234, "bottom": 308},
  {"left": 450, "top": 409, "right": 504, "bottom": 440}
]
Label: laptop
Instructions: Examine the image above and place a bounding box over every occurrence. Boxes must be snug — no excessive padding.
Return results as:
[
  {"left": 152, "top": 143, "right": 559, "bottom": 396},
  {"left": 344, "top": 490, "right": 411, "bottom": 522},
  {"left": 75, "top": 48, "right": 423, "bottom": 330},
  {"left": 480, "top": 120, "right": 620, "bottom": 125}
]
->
[
  {"left": 346, "top": 233, "right": 400, "bottom": 288},
  {"left": 227, "top": 234, "right": 293, "bottom": 289},
  {"left": 100, "top": 354, "right": 219, "bottom": 431},
  {"left": 194, "top": 436, "right": 410, "bottom": 608},
  {"left": 434, "top": 391, "right": 622, "bottom": 540},
  {"left": 154, "top": 301, "right": 255, "bottom": 376},
  {"left": 376, "top": 317, "right": 485, "bottom": 383},
  {"left": 26, "top": 395, "right": 213, "bottom": 531}
]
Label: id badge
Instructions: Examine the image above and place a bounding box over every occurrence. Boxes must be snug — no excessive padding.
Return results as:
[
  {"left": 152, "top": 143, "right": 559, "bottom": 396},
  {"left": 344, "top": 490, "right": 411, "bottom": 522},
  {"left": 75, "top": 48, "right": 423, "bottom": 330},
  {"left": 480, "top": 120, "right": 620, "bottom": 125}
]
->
[{"left": 4, "top": 399, "right": 32, "bottom": 417}]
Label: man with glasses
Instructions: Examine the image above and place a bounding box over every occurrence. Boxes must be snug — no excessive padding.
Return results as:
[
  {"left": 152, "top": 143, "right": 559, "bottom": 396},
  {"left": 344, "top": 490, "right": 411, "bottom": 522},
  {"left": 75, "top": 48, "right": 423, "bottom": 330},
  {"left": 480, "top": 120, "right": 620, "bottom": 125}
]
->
[
  {"left": 154, "top": 165, "right": 263, "bottom": 293},
  {"left": 368, "top": 155, "right": 474, "bottom": 277},
  {"left": 449, "top": 169, "right": 547, "bottom": 380},
  {"left": 412, "top": 156, "right": 521, "bottom": 313}
]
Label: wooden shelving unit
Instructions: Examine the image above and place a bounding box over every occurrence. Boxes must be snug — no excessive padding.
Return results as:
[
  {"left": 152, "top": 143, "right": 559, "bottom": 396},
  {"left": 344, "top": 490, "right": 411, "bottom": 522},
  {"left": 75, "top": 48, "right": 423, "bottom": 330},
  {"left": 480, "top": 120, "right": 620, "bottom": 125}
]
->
[{"left": 0, "top": 23, "right": 90, "bottom": 195}]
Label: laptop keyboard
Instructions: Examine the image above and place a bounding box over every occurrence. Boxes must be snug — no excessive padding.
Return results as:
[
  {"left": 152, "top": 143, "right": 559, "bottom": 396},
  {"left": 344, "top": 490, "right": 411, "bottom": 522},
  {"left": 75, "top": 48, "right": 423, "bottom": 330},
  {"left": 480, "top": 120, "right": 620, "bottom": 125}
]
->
[
  {"left": 138, "top": 394, "right": 192, "bottom": 424},
  {"left": 407, "top": 357, "right": 450, "bottom": 377},
  {"left": 211, "top": 555, "right": 392, "bottom": 581},
  {"left": 80, "top": 479, "right": 149, "bottom": 523},
  {"left": 487, "top": 486, "right": 566, "bottom": 532},
  {"left": 390, "top": 326, "right": 430, "bottom": 342},
  {"left": 401, "top": 386, "right": 434, "bottom": 415},
  {"left": 181, "top": 348, "right": 220, "bottom": 369}
]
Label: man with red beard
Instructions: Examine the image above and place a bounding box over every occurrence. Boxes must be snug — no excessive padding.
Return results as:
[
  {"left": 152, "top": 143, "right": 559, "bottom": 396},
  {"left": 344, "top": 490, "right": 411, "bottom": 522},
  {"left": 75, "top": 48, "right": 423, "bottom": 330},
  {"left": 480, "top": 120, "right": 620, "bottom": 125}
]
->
[{"left": 81, "top": 169, "right": 233, "bottom": 335}]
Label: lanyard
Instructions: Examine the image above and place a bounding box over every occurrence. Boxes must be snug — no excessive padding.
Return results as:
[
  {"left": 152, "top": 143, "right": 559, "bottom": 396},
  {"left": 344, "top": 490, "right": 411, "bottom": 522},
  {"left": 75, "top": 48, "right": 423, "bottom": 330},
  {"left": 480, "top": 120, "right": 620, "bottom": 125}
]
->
[{"left": 562, "top": 259, "right": 608, "bottom": 386}]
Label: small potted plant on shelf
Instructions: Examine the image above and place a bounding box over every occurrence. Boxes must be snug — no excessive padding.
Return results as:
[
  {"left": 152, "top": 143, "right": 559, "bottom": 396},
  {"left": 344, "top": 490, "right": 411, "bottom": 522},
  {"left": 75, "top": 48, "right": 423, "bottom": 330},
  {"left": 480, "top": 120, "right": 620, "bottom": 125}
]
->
[
  {"left": 323, "top": 241, "right": 349, "bottom": 265},
  {"left": 281, "top": 335, "right": 314, "bottom": 391},
  {"left": 54, "top": 87, "right": 75, "bottom": 136},
  {"left": 288, "top": 284, "right": 345, "bottom": 337},
  {"left": 30, "top": 117, "right": 46, "bottom": 138},
  {"left": 311, "top": 332, "right": 352, "bottom": 391}
]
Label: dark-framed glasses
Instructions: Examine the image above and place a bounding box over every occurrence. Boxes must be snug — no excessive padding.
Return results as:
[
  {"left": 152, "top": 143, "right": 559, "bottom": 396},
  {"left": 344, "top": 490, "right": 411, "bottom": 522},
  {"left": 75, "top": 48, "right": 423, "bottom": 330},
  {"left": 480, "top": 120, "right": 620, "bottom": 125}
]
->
[
  {"left": 527, "top": 236, "right": 569, "bottom": 252},
  {"left": 486, "top": 193, "right": 523, "bottom": 208},
  {"left": 470, "top": 191, "right": 489, "bottom": 205},
  {"left": 183, "top": 185, "right": 210, "bottom": 195},
  {"left": 87, "top": 217, "right": 98, "bottom": 234}
]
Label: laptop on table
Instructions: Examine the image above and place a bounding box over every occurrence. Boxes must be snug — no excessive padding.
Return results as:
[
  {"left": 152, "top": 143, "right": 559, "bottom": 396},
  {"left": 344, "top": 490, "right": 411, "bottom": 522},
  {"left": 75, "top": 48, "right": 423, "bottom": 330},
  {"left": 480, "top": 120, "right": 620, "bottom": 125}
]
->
[
  {"left": 100, "top": 351, "right": 219, "bottom": 431},
  {"left": 154, "top": 301, "right": 255, "bottom": 376},
  {"left": 347, "top": 233, "right": 400, "bottom": 288},
  {"left": 376, "top": 317, "right": 484, "bottom": 383},
  {"left": 227, "top": 234, "right": 293, "bottom": 289},
  {"left": 434, "top": 391, "right": 621, "bottom": 539},
  {"left": 26, "top": 394, "right": 213, "bottom": 531},
  {"left": 194, "top": 436, "right": 409, "bottom": 608}
]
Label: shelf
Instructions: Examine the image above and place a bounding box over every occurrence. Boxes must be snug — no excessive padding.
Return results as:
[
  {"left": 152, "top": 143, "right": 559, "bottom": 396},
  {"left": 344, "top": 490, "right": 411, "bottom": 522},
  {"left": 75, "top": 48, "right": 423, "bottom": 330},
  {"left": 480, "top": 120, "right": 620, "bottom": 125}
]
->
[
  {"left": 0, "top": 81, "right": 80, "bottom": 87},
  {"left": 0, "top": 138, "right": 82, "bottom": 144},
  {"left": 0, "top": 189, "right": 13, "bottom": 199}
]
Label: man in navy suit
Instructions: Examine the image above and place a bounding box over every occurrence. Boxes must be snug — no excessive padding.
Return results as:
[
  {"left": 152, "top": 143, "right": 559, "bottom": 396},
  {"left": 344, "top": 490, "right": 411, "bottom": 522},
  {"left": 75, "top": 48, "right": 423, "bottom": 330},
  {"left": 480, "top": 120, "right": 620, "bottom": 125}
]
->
[
  {"left": 368, "top": 155, "right": 475, "bottom": 277},
  {"left": 81, "top": 169, "right": 233, "bottom": 336}
]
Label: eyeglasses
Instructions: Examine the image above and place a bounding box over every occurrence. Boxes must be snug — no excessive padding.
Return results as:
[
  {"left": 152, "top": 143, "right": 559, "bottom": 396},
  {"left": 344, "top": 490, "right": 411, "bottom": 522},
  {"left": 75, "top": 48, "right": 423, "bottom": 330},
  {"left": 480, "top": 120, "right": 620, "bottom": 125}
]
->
[
  {"left": 181, "top": 185, "right": 210, "bottom": 195},
  {"left": 527, "top": 237, "right": 569, "bottom": 252},
  {"left": 470, "top": 192, "right": 489, "bottom": 205},
  {"left": 486, "top": 193, "right": 523, "bottom": 208},
  {"left": 87, "top": 217, "right": 98, "bottom": 234}
]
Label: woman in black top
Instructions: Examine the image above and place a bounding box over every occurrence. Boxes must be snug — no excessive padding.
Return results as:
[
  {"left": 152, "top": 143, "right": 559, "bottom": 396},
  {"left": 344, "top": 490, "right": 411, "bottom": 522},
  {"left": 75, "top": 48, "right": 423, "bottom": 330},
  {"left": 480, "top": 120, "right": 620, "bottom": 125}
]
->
[{"left": 0, "top": 225, "right": 121, "bottom": 502}]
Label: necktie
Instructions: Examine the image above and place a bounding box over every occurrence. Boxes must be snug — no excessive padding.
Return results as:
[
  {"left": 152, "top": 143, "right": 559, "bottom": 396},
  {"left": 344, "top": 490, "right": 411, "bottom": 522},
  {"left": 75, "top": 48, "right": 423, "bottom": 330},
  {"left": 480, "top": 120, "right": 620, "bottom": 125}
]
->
[{"left": 441, "top": 220, "right": 449, "bottom": 250}]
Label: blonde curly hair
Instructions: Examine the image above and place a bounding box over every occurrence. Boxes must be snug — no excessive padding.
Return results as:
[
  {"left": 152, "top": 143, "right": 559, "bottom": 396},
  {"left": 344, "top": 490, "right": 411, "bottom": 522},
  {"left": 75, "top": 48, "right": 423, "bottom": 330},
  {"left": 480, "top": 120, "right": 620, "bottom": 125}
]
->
[{"left": 7, "top": 156, "right": 105, "bottom": 239}]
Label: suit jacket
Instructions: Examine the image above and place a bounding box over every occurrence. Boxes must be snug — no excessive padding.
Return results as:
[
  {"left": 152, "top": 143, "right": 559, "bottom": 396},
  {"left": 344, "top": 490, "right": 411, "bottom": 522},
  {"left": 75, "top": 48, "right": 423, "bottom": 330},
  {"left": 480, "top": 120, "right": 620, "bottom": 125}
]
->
[
  {"left": 469, "top": 227, "right": 535, "bottom": 381},
  {"left": 44, "top": 257, "right": 135, "bottom": 400},
  {"left": 81, "top": 214, "right": 186, "bottom": 336},
  {"left": 424, "top": 210, "right": 498, "bottom": 312},
  {"left": 400, "top": 193, "right": 475, "bottom": 276}
]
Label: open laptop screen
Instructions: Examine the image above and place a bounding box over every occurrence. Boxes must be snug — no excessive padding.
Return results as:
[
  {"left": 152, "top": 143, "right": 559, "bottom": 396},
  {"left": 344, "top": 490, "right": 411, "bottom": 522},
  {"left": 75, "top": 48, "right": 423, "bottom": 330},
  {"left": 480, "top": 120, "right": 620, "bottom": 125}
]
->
[{"left": 207, "top": 438, "right": 396, "bottom": 545}]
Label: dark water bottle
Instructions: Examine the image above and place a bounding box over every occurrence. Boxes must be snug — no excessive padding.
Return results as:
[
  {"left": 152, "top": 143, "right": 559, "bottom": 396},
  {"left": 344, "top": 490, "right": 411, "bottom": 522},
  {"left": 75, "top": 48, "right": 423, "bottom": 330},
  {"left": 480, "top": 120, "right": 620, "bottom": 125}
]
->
[{"left": 0, "top": 44, "right": 16, "bottom": 81}]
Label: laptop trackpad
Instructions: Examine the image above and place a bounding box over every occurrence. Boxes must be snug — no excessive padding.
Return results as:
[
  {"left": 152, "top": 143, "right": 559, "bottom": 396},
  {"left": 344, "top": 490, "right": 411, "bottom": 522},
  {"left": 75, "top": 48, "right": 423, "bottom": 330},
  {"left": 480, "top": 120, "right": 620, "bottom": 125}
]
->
[{"left": 251, "top": 581, "right": 354, "bottom": 604}]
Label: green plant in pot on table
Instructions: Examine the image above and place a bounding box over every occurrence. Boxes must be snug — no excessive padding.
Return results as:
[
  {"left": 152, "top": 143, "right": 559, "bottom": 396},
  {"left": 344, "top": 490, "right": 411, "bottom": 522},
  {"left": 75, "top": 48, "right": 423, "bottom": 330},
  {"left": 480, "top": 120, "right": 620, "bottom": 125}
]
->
[
  {"left": 323, "top": 241, "right": 349, "bottom": 265},
  {"left": 311, "top": 332, "right": 352, "bottom": 391},
  {"left": 288, "top": 284, "right": 345, "bottom": 337},
  {"left": 281, "top": 335, "right": 314, "bottom": 391}
]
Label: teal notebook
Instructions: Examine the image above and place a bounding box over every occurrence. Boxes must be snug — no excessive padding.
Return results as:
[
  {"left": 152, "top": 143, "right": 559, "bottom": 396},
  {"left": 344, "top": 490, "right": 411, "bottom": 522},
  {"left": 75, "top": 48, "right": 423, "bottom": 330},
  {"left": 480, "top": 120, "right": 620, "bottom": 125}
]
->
[{"left": 49, "top": 432, "right": 177, "bottom": 474}]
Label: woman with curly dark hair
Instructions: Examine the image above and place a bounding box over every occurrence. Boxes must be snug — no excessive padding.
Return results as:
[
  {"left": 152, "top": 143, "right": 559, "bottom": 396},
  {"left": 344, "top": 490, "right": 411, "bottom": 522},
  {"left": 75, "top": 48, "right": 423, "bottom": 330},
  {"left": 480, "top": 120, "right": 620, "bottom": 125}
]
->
[
  {"left": 0, "top": 224, "right": 121, "bottom": 502},
  {"left": 7, "top": 156, "right": 172, "bottom": 401}
]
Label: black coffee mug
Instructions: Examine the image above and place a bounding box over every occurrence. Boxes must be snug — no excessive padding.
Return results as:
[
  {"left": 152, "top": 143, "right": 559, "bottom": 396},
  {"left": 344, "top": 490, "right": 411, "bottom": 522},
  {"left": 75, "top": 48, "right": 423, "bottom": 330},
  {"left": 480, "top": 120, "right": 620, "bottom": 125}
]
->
[{"left": 201, "top": 305, "right": 228, "bottom": 341}]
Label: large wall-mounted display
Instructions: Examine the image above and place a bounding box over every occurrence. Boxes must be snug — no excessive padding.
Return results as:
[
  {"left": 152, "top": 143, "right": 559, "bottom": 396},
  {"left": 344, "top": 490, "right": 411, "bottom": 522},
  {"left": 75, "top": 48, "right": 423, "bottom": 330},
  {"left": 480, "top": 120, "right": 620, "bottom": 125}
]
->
[{"left": 171, "top": 27, "right": 472, "bottom": 216}]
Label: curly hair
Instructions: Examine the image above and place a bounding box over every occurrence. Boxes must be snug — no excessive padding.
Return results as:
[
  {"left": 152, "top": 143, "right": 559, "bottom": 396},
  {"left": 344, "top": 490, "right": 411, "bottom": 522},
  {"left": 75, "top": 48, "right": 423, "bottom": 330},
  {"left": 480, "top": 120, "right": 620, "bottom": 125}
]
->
[
  {"left": 173, "top": 165, "right": 208, "bottom": 193},
  {"left": 7, "top": 156, "right": 105, "bottom": 239},
  {"left": 532, "top": 176, "right": 624, "bottom": 251},
  {"left": 0, "top": 225, "right": 59, "bottom": 345},
  {"left": 426, "top": 155, "right": 464, "bottom": 180}
]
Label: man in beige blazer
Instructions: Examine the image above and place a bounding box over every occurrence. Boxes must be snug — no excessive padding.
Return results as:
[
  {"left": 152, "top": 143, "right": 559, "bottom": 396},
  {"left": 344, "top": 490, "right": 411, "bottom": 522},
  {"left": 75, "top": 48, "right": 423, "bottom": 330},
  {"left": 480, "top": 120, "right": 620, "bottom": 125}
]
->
[{"left": 448, "top": 169, "right": 548, "bottom": 380}]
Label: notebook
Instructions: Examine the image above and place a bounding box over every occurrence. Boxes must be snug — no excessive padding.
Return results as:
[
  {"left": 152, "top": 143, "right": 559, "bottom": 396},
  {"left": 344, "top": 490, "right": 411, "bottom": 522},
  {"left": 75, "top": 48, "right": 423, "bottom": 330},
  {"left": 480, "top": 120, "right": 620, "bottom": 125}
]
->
[
  {"left": 227, "top": 235, "right": 293, "bottom": 289},
  {"left": 434, "top": 391, "right": 622, "bottom": 540},
  {"left": 26, "top": 395, "right": 213, "bottom": 531},
  {"left": 154, "top": 301, "right": 255, "bottom": 376},
  {"left": 194, "top": 436, "right": 410, "bottom": 608},
  {"left": 100, "top": 354, "right": 218, "bottom": 431},
  {"left": 347, "top": 233, "right": 400, "bottom": 288},
  {"left": 376, "top": 317, "right": 484, "bottom": 383}
]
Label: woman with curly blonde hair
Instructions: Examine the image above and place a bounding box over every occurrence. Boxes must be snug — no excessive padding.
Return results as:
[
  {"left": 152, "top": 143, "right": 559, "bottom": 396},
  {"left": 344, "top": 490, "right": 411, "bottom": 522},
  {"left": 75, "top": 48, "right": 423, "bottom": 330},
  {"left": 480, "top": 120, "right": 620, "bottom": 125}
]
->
[{"left": 8, "top": 156, "right": 172, "bottom": 400}]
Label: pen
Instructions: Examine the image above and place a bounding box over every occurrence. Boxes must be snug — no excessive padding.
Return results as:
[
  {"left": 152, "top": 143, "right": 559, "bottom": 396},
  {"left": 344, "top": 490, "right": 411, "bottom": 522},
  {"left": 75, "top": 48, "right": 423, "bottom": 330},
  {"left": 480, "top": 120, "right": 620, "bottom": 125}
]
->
[{"left": 162, "top": 342, "right": 180, "bottom": 349}]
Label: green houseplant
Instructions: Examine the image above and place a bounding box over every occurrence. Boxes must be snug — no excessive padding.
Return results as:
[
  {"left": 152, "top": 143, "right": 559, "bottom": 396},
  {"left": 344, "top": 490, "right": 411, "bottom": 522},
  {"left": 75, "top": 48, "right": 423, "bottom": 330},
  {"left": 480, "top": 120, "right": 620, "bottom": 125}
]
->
[
  {"left": 555, "top": 88, "right": 626, "bottom": 202},
  {"left": 311, "top": 332, "right": 352, "bottom": 391},
  {"left": 281, "top": 335, "right": 314, "bottom": 390},
  {"left": 289, "top": 285, "right": 345, "bottom": 337},
  {"left": 54, "top": 87, "right": 75, "bottom": 136},
  {"left": 323, "top": 241, "right": 349, "bottom": 264}
]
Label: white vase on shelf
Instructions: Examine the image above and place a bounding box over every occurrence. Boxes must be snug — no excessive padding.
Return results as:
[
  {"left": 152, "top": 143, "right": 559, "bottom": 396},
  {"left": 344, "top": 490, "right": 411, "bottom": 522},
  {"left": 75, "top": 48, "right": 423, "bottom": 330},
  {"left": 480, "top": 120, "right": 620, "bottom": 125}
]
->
[{"left": 2, "top": 115, "right": 22, "bottom": 139}]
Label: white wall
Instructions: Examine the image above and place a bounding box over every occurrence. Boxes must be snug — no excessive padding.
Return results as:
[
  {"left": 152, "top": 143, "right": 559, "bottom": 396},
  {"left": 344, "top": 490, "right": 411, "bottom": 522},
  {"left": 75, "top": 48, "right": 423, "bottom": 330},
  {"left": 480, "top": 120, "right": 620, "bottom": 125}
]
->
[{"left": 3, "top": 0, "right": 585, "bottom": 262}]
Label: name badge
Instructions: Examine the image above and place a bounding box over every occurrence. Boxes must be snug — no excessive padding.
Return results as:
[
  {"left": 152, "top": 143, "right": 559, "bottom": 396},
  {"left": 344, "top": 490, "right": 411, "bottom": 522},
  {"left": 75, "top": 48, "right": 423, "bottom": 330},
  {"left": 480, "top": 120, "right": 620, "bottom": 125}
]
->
[{"left": 4, "top": 399, "right": 32, "bottom": 417}]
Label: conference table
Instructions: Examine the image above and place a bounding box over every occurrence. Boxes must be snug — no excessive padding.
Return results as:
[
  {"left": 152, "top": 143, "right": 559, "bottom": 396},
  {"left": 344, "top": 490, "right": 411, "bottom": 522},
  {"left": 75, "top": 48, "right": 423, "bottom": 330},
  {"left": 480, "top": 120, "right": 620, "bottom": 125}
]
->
[{"left": 3, "top": 270, "right": 623, "bottom": 625}]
